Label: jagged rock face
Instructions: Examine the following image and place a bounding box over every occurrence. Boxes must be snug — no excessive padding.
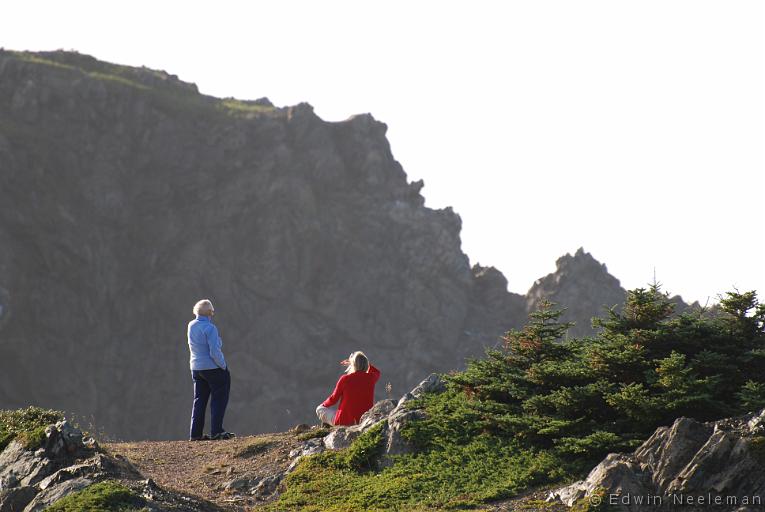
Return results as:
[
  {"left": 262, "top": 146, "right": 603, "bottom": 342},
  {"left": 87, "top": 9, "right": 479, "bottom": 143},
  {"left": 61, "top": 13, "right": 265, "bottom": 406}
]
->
[
  {"left": 0, "top": 50, "right": 522, "bottom": 440},
  {"left": 549, "top": 411, "right": 765, "bottom": 511},
  {"left": 526, "top": 248, "right": 627, "bottom": 337},
  {"left": 0, "top": 50, "right": 649, "bottom": 441},
  {"left": 527, "top": 248, "right": 693, "bottom": 337}
]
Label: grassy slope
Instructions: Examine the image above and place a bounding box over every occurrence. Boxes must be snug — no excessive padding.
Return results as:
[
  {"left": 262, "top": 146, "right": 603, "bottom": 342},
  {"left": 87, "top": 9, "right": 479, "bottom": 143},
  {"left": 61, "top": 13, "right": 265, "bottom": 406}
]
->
[{"left": 4, "top": 50, "right": 278, "bottom": 119}]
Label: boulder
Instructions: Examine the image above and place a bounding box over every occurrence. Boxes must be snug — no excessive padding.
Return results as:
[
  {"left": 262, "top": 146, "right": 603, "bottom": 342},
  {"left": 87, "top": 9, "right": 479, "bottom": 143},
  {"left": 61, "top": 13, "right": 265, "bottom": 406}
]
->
[
  {"left": 548, "top": 410, "right": 765, "bottom": 511},
  {"left": 251, "top": 474, "right": 282, "bottom": 498},
  {"left": 0, "top": 486, "right": 37, "bottom": 512},
  {"left": 223, "top": 476, "right": 254, "bottom": 492},
  {"left": 384, "top": 409, "right": 426, "bottom": 459},
  {"left": 22, "top": 477, "right": 93, "bottom": 512},
  {"left": 0, "top": 442, "right": 54, "bottom": 488},
  {"left": 357, "top": 399, "right": 396, "bottom": 430},
  {"left": 43, "top": 421, "right": 84, "bottom": 459},
  {"left": 323, "top": 428, "right": 361, "bottom": 451},
  {"left": 409, "top": 374, "right": 446, "bottom": 399}
]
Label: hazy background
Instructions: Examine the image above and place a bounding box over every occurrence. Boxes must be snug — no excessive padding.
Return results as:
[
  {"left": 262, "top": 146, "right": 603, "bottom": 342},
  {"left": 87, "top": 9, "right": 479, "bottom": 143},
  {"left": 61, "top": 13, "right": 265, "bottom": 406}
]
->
[{"left": 2, "top": 0, "right": 762, "bottom": 304}]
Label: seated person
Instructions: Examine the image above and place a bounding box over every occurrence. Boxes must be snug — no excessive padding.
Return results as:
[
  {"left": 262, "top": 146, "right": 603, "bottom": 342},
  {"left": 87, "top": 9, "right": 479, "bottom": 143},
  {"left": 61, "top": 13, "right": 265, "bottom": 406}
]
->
[{"left": 316, "top": 351, "right": 380, "bottom": 426}]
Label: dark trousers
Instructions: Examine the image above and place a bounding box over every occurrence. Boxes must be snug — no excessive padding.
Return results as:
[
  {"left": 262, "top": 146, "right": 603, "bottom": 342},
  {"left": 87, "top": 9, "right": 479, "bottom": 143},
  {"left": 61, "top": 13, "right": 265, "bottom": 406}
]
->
[{"left": 190, "top": 367, "right": 230, "bottom": 438}]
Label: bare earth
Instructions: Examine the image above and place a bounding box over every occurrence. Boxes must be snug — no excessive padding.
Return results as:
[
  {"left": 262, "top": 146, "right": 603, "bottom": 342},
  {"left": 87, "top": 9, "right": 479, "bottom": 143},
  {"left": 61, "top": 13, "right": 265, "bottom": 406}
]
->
[{"left": 106, "top": 431, "right": 307, "bottom": 511}]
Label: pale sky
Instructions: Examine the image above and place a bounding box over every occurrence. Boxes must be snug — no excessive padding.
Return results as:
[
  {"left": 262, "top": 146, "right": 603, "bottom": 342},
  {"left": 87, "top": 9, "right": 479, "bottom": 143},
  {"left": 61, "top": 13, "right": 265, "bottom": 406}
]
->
[{"left": 2, "top": 1, "right": 763, "bottom": 305}]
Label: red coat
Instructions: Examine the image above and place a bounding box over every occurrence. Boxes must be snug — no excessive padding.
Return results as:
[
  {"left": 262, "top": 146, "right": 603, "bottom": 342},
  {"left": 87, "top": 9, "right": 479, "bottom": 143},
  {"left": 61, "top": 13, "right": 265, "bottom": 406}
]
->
[{"left": 322, "top": 364, "right": 381, "bottom": 426}]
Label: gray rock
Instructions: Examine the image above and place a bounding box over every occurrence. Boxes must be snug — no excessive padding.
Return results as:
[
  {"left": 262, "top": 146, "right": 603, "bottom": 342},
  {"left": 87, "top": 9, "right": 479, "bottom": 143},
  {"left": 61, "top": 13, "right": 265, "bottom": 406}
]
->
[
  {"left": 286, "top": 437, "right": 326, "bottom": 475},
  {"left": 37, "top": 453, "right": 123, "bottom": 491},
  {"left": 409, "top": 374, "right": 446, "bottom": 399},
  {"left": 0, "top": 442, "right": 54, "bottom": 488},
  {"left": 0, "top": 486, "right": 37, "bottom": 512},
  {"left": 251, "top": 474, "right": 282, "bottom": 498},
  {"left": 323, "top": 428, "right": 361, "bottom": 451},
  {"left": 223, "top": 477, "right": 253, "bottom": 491},
  {"left": 385, "top": 409, "right": 426, "bottom": 458},
  {"left": 548, "top": 410, "right": 765, "bottom": 511},
  {"left": 358, "top": 399, "right": 396, "bottom": 430},
  {"left": 43, "top": 421, "right": 84, "bottom": 460},
  {"left": 22, "top": 477, "right": 92, "bottom": 512}
]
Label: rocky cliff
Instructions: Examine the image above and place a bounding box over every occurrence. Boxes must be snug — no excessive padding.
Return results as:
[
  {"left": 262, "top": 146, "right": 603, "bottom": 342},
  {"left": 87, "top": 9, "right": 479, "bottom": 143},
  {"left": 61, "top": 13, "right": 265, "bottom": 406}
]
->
[{"left": 0, "top": 50, "right": 684, "bottom": 440}]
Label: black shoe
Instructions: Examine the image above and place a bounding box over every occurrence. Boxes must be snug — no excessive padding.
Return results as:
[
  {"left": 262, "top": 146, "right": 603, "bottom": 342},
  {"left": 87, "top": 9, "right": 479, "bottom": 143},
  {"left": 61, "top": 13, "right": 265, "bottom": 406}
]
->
[
  {"left": 189, "top": 434, "right": 211, "bottom": 441},
  {"left": 211, "top": 431, "right": 235, "bottom": 440}
]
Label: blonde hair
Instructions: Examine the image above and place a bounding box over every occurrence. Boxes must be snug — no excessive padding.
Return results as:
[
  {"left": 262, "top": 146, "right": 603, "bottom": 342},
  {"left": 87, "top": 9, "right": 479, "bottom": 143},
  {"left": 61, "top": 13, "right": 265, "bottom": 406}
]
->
[
  {"left": 193, "top": 299, "right": 214, "bottom": 317},
  {"left": 346, "top": 351, "right": 369, "bottom": 374}
]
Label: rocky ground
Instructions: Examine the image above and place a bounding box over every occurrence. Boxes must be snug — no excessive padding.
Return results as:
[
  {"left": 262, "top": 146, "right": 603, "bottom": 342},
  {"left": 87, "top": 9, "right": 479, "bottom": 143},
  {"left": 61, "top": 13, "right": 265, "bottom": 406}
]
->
[
  {"left": 107, "top": 431, "right": 309, "bottom": 511},
  {"left": 0, "top": 420, "right": 221, "bottom": 511},
  {"left": 547, "top": 410, "right": 765, "bottom": 511}
]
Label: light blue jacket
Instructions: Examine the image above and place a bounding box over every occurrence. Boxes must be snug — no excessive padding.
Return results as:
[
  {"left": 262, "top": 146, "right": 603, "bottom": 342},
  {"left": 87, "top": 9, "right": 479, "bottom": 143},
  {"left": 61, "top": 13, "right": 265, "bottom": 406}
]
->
[{"left": 188, "top": 315, "right": 227, "bottom": 370}]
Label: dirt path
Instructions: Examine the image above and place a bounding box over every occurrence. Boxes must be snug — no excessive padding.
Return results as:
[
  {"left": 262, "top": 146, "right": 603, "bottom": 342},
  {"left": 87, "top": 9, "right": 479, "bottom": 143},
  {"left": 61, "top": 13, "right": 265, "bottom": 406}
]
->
[{"left": 106, "top": 431, "right": 310, "bottom": 511}]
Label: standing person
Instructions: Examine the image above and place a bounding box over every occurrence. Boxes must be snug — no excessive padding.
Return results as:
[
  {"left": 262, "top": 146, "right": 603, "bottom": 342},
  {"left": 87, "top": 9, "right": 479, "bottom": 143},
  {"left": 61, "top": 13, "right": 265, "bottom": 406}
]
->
[
  {"left": 187, "top": 299, "right": 234, "bottom": 441},
  {"left": 316, "top": 351, "right": 380, "bottom": 426}
]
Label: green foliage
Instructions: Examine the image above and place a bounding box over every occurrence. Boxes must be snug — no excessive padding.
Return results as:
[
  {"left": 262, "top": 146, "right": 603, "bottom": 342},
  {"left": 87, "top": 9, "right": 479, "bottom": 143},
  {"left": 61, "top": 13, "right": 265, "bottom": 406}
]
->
[
  {"left": 296, "top": 427, "right": 331, "bottom": 441},
  {"left": 0, "top": 406, "right": 64, "bottom": 451},
  {"left": 218, "top": 98, "right": 276, "bottom": 116},
  {"left": 45, "top": 481, "right": 146, "bottom": 512},
  {"left": 449, "top": 286, "right": 765, "bottom": 464},
  {"left": 342, "top": 423, "right": 386, "bottom": 471},
  {"left": 16, "top": 426, "right": 48, "bottom": 450},
  {"left": 270, "top": 286, "right": 764, "bottom": 510},
  {"left": 737, "top": 381, "right": 765, "bottom": 411},
  {"left": 273, "top": 432, "right": 569, "bottom": 511}
]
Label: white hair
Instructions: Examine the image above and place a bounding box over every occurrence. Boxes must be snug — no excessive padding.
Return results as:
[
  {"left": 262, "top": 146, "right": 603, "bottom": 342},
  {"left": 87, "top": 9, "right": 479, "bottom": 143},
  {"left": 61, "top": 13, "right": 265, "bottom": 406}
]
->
[
  {"left": 345, "top": 351, "right": 369, "bottom": 374},
  {"left": 193, "top": 299, "right": 214, "bottom": 316}
]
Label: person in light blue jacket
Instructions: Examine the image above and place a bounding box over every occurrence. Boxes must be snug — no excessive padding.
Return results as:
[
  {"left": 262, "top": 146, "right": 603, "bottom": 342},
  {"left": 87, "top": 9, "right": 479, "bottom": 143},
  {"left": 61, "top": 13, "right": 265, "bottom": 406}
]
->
[{"left": 188, "top": 299, "right": 234, "bottom": 441}]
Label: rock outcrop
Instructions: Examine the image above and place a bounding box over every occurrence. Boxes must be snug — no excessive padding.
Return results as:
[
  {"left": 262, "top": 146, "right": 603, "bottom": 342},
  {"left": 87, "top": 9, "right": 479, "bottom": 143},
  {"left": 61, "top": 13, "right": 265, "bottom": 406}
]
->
[
  {"left": 222, "top": 373, "right": 448, "bottom": 502},
  {"left": 0, "top": 50, "right": 684, "bottom": 440},
  {"left": 0, "top": 421, "right": 218, "bottom": 511},
  {"left": 527, "top": 248, "right": 696, "bottom": 337},
  {"left": 548, "top": 410, "right": 765, "bottom": 511}
]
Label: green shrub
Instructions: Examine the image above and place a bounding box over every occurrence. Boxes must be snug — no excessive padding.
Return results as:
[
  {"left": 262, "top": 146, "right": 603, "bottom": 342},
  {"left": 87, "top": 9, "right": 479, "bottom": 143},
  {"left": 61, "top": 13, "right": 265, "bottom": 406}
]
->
[
  {"left": 0, "top": 406, "right": 64, "bottom": 451},
  {"left": 341, "top": 423, "right": 385, "bottom": 471},
  {"left": 16, "top": 426, "right": 48, "bottom": 450},
  {"left": 269, "top": 287, "right": 763, "bottom": 510},
  {"left": 45, "top": 481, "right": 146, "bottom": 512}
]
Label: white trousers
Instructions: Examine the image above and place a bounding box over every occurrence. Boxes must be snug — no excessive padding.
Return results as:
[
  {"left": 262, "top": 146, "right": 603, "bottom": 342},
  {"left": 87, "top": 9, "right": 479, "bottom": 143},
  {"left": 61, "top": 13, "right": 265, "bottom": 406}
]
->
[{"left": 316, "top": 404, "right": 336, "bottom": 426}]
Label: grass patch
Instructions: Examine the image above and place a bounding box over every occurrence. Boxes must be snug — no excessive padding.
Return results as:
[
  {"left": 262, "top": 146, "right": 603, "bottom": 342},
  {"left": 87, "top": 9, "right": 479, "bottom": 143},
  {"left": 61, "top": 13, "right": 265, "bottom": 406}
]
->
[
  {"left": 0, "top": 406, "right": 64, "bottom": 451},
  {"left": 296, "top": 427, "right": 331, "bottom": 441},
  {"left": 8, "top": 53, "right": 75, "bottom": 70},
  {"left": 268, "top": 420, "right": 569, "bottom": 510},
  {"left": 87, "top": 72, "right": 149, "bottom": 91},
  {"left": 45, "top": 481, "right": 147, "bottom": 512},
  {"left": 341, "top": 423, "right": 385, "bottom": 471},
  {"left": 218, "top": 98, "right": 275, "bottom": 116},
  {"left": 272, "top": 437, "right": 568, "bottom": 511},
  {"left": 232, "top": 438, "right": 275, "bottom": 458},
  {"left": 7, "top": 50, "right": 277, "bottom": 121},
  {"left": 16, "top": 426, "right": 48, "bottom": 450}
]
